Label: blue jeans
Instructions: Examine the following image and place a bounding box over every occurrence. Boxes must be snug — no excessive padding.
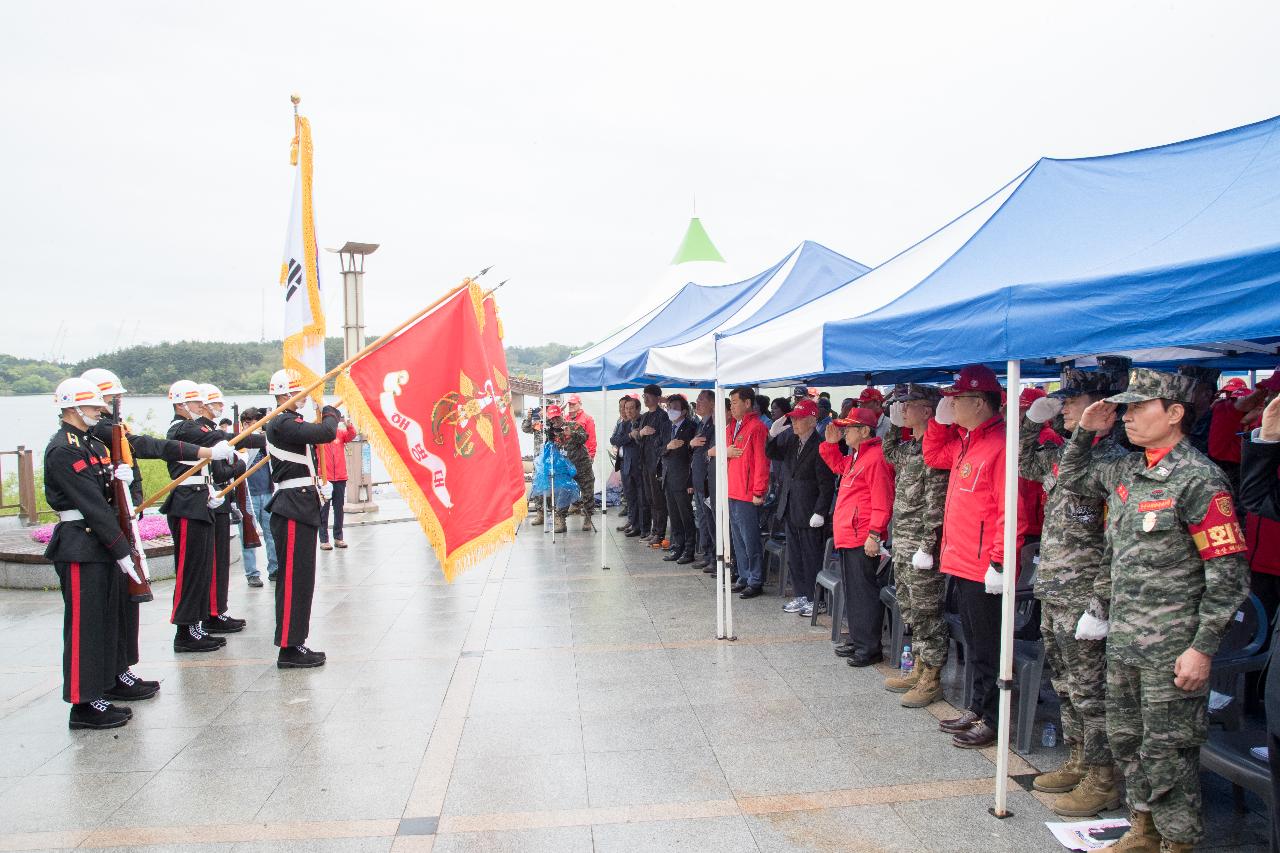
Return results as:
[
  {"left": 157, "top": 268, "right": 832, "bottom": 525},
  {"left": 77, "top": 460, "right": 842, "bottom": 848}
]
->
[
  {"left": 241, "top": 491, "right": 277, "bottom": 579},
  {"left": 728, "top": 498, "right": 762, "bottom": 587}
]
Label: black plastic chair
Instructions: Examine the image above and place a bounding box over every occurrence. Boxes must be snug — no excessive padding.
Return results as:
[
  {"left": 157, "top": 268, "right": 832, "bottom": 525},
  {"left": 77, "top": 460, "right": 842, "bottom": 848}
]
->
[
  {"left": 1209, "top": 593, "right": 1269, "bottom": 732},
  {"left": 762, "top": 518, "right": 789, "bottom": 596},
  {"left": 812, "top": 538, "right": 843, "bottom": 641}
]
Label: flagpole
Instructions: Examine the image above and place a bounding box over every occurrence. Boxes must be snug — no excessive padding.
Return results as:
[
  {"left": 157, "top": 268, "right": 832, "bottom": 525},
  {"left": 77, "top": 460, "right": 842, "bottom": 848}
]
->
[{"left": 137, "top": 277, "right": 482, "bottom": 514}]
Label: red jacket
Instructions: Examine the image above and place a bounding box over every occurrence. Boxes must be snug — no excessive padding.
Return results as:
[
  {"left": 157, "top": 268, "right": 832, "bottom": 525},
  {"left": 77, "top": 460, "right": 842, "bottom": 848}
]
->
[
  {"left": 923, "top": 415, "right": 1025, "bottom": 583},
  {"left": 321, "top": 423, "right": 354, "bottom": 481},
  {"left": 1208, "top": 398, "right": 1245, "bottom": 465},
  {"left": 1246, "top": 512, "right": 1280, "bottom": 576},
  {"left": 820, "top": 437, "right": 894, "bottom": 549},
  {"left": 726, "top": 412, "right": 769, "bottom": 502},
  {"left": 568, "top": 410, "right": 597, "bottom": 458}
]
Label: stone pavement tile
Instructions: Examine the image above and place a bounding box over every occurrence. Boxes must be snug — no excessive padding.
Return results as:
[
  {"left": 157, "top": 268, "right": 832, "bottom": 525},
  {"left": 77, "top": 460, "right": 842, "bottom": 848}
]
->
[
  {"left": 483, "top": 607, "right": 572, "bottom": 629},
  {"left": 256, "top": 761, "right": 419, "bottom": 822},
  {"left": 692, "top": 698, "right": 833, "bottom": 747},
  {"left": 745, "top": 803, "right": 926, "bottom": 852},
  {"left": 680, "top": 672, "right": 800, "bottom": 706},
  {"left": 891, "top": 790, "right": 1063, "bottom": 852},
  {"left": 0, "top": 769, "right": 153, "bottom": 832},
  {"left": 466, "top": 675, "right": 578, "bottom": 717},
  {"left": 574, "top": 676, "right": 689, "bottom": 716},
  {"left": 777, "top": 660, "right": 878, "bottom": 698},
  {"left": 34, "top": 724, "right": 201, "bottom": 775},
  {"left": 350, "top": 658, "right": 461, "bottom": 688},
  {"left": 110, "top": 688, "right": 239, "bottom": 730},
  {"left": 157, "top": 664, "right": 276, "bottom": 695},
  {"left": 712, "top": 737, "right": 868, "bottom": 798},
  {"left": 84, "top": 845, "right": 236, "bottom": 853},
  {"left": 474, "top": 651, "right": 576, "bottom": 685},
  {"left": 243, "top": 659, "right": 368, "bottom": 692},
  {"left": 0, "top": 726, "right": 73, "bottom": 776},
  {"left": 0, "top": 689, "right": 81, "bottom": 733},
  {"left": 592, "top": 815, "right": 760, "bottom": 853},
  {"left": 442, "top": 751, "right": 588, "bottom": 816},
  {"left": 104, "top": 766, "right": 285, "bottom": 827},
  {"left": 457, "top": 710, "right": 582, "bottom": 756},
  {"left": 233, "top": 836, "right": 394, "bottom": 852},
  {"left": 573, "top": 648, "right": 676, "bottom": 680},
  {"left": 325, "top": 684, "right": 449, "bottom": 724},
  {"left": 165, "top": 723, "right": 317, "bottom": 770},
  {"left": 580, "top": 705, "right": 710, "bottom": 753},
  {"left": 431, "top": 826, "right": 594, "bottom": 853},
  {"left": 298, "top": 718, "right": 430, "bottom": 766},
  {"left": 211, "top": 687, "right": 345, "bottom": 728},
  {"left": 835, "top": 731, "right": 995, "bottom": 787},
  {"left": 584, "top": 745, "right": 731, "bottom": 808},
  {"left": 484, "top": 625, "right": 572, "bottom": 651},
  {"left": 571, "top": 621, "right": 663, "bottom": 646},
  {"left": 802, "top": 694, "right": 940, "bottom": 737}
]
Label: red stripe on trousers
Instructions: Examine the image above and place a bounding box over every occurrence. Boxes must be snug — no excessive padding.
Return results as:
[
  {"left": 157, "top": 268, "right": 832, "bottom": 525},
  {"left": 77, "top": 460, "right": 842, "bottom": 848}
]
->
[
  {"left": 69, "top": 563, "right": 81, "bottom": 703},
  {"left": 170, "top": 517, "right": 187, "bottom": 623},
  {"left": 280, "top": 519, "right": 296, "bottom": 647},
  {"left": 209, "top": 528, "right": 219, "bottom": 618}
]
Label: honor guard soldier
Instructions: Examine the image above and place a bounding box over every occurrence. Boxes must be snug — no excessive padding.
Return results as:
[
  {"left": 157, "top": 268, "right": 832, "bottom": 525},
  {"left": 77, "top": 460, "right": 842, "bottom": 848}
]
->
[
  {"left": 197, "top": 383, "right": 253, "bottom": 634},
  {"left": 163, "top": 380, "right": 232, "bottom": 652},
  {"left": 44, "top": 379, "right": 140, "bottom": 729},
  {"left": 265, "top": 369, "right": 340, "bottom": 668},
  {"left": 81, "top": 368, "right": 230, "bottom": 700},
  {"left": 1058, "top": 368, "right": 1250, "bottom": 852}
]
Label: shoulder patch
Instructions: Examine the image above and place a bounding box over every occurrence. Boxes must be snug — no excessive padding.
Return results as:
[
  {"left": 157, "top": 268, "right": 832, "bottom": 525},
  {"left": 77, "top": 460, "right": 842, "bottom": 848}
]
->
[
  {"left": 1116, "top": 483, "right": 1129, "bottom": 503},
  {"left": 72, "top": 459, "right": 88, "bottom": 473},
  {"left": 1189, "top": 490, "right": 1247, "bottom": 559},
  {"left": 66, "top": 432, "right": 80, "bottom": 447}
]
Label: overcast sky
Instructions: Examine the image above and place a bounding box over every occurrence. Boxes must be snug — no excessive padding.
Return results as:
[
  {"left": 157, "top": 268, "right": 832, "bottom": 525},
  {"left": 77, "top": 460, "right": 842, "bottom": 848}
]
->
[{"left": 3, "top": 1, "right": 1278, "bottom": 362}]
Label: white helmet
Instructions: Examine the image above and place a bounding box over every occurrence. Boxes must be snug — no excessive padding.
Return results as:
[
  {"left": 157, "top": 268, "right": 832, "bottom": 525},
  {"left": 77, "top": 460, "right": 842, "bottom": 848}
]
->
[
  {"left": 269, "top": 368, "right": 304, "bottom": 397},
  {"left": 81, "top": 367, "right": 127, "bottom": 397},
  {"left": 54, "top": 377, "right": 107, "bottom": 411},
  {"left": 199, "top": 383, "right": 224, "bottom": 405},
  {"left": 168, "top": 379, "right": 206, "bottom": 405}
]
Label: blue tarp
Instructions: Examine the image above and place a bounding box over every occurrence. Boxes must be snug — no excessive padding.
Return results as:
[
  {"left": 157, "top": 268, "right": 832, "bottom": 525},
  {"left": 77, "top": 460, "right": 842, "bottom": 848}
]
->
[{"left": 816, "top": 115, "right": 1280, "bottom": 378}]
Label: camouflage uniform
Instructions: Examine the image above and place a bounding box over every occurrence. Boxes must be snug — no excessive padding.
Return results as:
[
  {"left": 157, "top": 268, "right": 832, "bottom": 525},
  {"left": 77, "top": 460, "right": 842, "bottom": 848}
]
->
[
  {"left": 550, "top": 417, "right": 594, "bottom": 521},
  {"left": 882, "top": 386, "right": 950, "bottom": 669},
  {"left": 1056, "top": 368, "right": 1250, "bottom": 846},
  {"left": 521, "top": 408, "right": 546, "bottom": 518}
]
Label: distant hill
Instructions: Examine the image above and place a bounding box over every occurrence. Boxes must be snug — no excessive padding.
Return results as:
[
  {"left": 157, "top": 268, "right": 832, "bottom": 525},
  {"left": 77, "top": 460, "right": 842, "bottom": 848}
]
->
[{"left": 0, "top": 339, "right": 586, "bottom": 395}]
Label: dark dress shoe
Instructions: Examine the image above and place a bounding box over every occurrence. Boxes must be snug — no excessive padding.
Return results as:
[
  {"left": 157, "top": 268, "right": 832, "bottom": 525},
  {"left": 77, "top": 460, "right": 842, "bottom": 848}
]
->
[
  {"left": 278, "top": 645, "right": 327, "bottom": 669},
  {"left": 204, "top": 614, "right": 246, "bottom": 633},
  {"left": 247, "top": 576, "right": 264, "bottom": 587},
  {"left": 702, "top": 564, "right": 715, "bottom": 573},
  {"left": 739, "top": 586, "right": 764, "bottom": 599},
  {"left": 731, "top": 581, "right": 748, "bottom": 593},
  {"left": 846, "top": 652, "right": 884, "bottom": 667},
  {"left": 676, "top": 555, "right": 695, "bottom": 565},
  {"left": 662, "top": 553, "right": 680, "bottom": 562},
  {"left": 692, "top": 559, "right": 709, "bottom": 569},
  {"left": 625, "top": 529, "right": 644, "bottom": 538},
  {"left": 939, "top": 709, "right": 981, "bottom": 733},
  {"left": 833, "top": 643, "right": 859, "bottom": 658},
  {"left": 103, "top": 671, "right": 159, "bottom": 702},
  {"left": 616, "top": 523, "right": 632, "bottom": 532},
  {"left": 69, "top": 699, "right": 130, "bottom": 730},
  {"left": 952, "top": 721, "right": 997, "bottom": 749}
]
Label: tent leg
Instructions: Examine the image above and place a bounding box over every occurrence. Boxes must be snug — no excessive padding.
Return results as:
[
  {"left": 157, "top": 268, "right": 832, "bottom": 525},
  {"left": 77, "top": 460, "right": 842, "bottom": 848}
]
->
[
  {"left": 993, "top": 359, "right": 1021, "bottom": 818},
  {"left": 714, "top": 381, "right": 726, "bottom": 640},
  {"left": 600, "top": 386, "right": 609, "bottom": 570}
]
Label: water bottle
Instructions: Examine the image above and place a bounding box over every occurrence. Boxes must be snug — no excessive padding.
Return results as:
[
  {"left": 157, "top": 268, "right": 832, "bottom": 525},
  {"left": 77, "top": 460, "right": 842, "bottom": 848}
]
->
[
  {"left": 1041, "top": 723, "right": 1057, "bottom": 748},
  {"left": 900, "top": 644, "right": 913, "bottom": 674}
]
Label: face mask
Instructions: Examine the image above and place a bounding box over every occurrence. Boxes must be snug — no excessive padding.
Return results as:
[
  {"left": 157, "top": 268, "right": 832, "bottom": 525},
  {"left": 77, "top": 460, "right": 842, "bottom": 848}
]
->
[
  {"left": 77, "top": 408, "right": 100, "bottom": 428},
  {"left": 667, "top": 409, "right": 680, "bottom": 422}
]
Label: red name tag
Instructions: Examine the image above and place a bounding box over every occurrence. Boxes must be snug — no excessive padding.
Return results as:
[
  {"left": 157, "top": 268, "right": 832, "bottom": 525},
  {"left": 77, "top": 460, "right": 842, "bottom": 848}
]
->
[
  {"left": 72, "top": 459, "right": 87, "bottom": 473},
  {"left": 1138, "top": 499, "right": 1173, "bottom": 512}
]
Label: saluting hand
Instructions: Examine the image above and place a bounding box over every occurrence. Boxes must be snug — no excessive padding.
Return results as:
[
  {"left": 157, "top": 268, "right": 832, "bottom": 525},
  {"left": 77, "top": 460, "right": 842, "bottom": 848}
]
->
[
  {"left": 1078, "top": 400, "right": 1118, "bottom": 433},
  {"left": 824, "top": 423, "right": 840, "bottom": 443},
  {"left": 1259, "top": 394, "right": 1280, "bottom": 442}
]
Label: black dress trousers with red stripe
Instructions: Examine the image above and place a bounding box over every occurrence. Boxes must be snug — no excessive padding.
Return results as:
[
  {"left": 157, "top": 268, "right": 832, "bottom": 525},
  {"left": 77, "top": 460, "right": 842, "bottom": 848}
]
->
[
  {"left": 55, "top": 561, "right": 127, "bottom": 704},
  {"left": 271, "top": 514, "right": 318, "bottom": 647},
  {"left": 210, "top": 513, "right": 232, "bottom": 618},
  {"left": 167, "top": 513, "right": 214, "bottom": 626}
]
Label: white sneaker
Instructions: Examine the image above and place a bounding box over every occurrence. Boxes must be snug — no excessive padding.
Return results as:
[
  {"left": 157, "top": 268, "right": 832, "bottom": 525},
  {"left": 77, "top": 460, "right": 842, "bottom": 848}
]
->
[
  {"left": 800, "top": 601, "right": 815, "bottom": 618},
  {"left": 782, "top": 597, "right": 804, "bottom": 613}
]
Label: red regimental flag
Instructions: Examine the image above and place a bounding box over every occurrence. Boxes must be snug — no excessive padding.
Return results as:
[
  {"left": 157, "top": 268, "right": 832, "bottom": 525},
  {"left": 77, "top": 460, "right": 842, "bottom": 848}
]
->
[{"left": 337, "top": 284, "right": 526, "bottom": 580}]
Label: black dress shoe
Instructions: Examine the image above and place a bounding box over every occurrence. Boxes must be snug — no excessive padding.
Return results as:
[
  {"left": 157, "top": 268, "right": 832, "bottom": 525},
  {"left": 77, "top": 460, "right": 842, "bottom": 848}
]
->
[
  {"left": 833, "top": 644, "right": 859, "bottom": 658},
  {"left": 103, "top": 670, "right": 159, "bottom": 702},
  {"left": 739, "top": 586, "right": 764, "bottom": 599},
  {"left": 616, "top": 523, "right": 632, "bottom": 532},
  {"left": 278, "top": 645, "right": 327, "bottom": 669},
  {"left": 846, "top": 652, "right": 884, "bottom": 667},
  {"left": 702, "top": 564, "right": 715, "bottom": 573},
  {"left": 676, "top": 555, "right": 695, "bottom": 565},
  {"left": 692, "top": 559, "right": 709, "bottom": 569},
  {"left": 69, "top": 699, "right": 130, "bottom": 730},
  {"left": 247, "top": 575, "right": 264, "bottom": 588},
  {"left": 663, "top": 552, "right": 680, "bottom": 562},
  {"left": 204, "top": 614, "right": 246, "bottom": 633},
  {"left": 952, "top": 721, "right": 997, "bottom": 749},
  {"left": 174, "top": 625, "right": 221, "bottom": 653},
  {"left": 939, "top": 709, "right": 981, "bottom": 733},
  {"left": 731, "top": 581, "right": 748, "bottom": 593},
  {"left": 625, "top": 529, "right": 644, "bottom": 538}
]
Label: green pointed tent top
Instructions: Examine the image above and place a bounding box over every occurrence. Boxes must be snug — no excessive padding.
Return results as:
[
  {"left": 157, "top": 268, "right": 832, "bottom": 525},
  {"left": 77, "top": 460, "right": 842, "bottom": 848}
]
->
[{"left": 670, "top": 217, "right": 725, "bottom": 265}]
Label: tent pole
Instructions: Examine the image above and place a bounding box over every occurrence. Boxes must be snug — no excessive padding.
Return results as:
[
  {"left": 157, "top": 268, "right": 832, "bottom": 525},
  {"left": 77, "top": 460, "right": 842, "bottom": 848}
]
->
[
  {"left": 993, "top": 359, "right": 1021, "bottom": 819},
  {"left": 541, "top": 394, "right": 550, "bottom": 536},
  {"left": 600, "top": 386, "right": 609, "bottom": 570},
  {"left": 549, "top": 394, "right": 557, "bottom": 545},
  {"left": 713, "top": 379, "right": 726, "bottom": 639},
  {"left": 722, "top": 385, "right": 735, "bottom": 640}
]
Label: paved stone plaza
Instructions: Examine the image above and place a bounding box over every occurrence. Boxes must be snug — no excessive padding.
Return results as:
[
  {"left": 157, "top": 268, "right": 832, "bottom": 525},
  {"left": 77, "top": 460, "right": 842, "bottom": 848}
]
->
[{"left": 0, "top": 513, "right": 1270, "bottom": 851}]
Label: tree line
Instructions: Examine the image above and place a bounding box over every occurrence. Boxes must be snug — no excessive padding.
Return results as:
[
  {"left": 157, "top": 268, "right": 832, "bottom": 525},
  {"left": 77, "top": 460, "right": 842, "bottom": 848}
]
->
[{"left": 0, "top": 339, "right": 588, "bottom": 395}]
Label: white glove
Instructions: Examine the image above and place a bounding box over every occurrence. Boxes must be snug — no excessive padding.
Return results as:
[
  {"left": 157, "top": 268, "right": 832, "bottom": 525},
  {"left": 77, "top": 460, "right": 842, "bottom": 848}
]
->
[
  {"left": 211, "top": 440, "right": 235, "bottom": 462},
  {"left": 1075, "top": 612, "right": 1110, "bottom": 640},
  {"left": 769, "top": 417, "right": 788, "bottom": 438},
  {"left": 808, "top": 513, "right": 824, "bottom": 528},
  {"left": 319, "top": 482, "right": 334, "bottom": 501},
  {"left": 1026, "top": 396, "right": 1063, "bottom": 424},
  {"left": 935, "top": 396, "right": 956, "bottom": 425},
  {"left": 983, "top": 564, "right": 1003, "bottom": 594},
  {"left": 114, "top": 464, "right": 135, "bottom": 485},
  {"left": 207, "top": 494, "right": 225, "bottom": 510},
  {"left": 911, "top": 549, "right": 934, "bottom": 571},
  {"left": 889, "top": 402, "right": 906, "bottom": 428},
  {"left": 116, "top": 556, "right": 142, "bottom": 585}
]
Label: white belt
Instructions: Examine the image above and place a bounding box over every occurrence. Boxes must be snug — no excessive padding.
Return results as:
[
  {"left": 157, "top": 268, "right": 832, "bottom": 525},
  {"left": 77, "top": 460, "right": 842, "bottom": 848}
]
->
[
  {"left": 58, "top": 509, "right": 85, "bottom": 522},
  {"left": 178, "top": 474, "right": 210, "bottom": 486},
  {"left": 277, "top": 477, "right": 313, "bottom": 490}
]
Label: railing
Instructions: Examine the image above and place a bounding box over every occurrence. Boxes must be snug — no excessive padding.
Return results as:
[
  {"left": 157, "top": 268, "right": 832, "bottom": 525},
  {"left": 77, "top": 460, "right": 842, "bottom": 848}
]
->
[{"left": 0, "top": 447, "right": 39, "bottom": 525}]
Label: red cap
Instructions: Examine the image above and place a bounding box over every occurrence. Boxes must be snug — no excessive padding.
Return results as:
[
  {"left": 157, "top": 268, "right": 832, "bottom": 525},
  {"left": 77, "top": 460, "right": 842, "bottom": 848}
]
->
[
  {"left": 942, "top": 364, "right": 1003, "bottom": 396},
  {"left": 1222, "top": 377, "right": 1248, "bottom": 392},
  {"left": 1019, "top": 387, "right": 1047, "bottom": 409},
  {"left": 858, "top": 387, "right": 885, "bottom": 404},
  {"left": 1230, "top": 386, "right": 1254, "bottom": 399},
  {"left": 1259, "top": 371, "right": 1280, "bottom": 392},
  {"left": 789, "top": 399, "right": 819, "bottom": 420},
  {"left": 567, "top": 394, "right": 582, "bottom": 405},
  {"left": 545, "top": 404, "right": 563, "bottom": 418},
  {"left": 833, "top": 408, "right": 879, "bottom": 428}
]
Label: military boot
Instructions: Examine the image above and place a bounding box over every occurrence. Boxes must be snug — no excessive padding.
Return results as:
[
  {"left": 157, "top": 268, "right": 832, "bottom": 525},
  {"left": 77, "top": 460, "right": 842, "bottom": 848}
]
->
[
  {"left": 582, "top": 513, "right": 596, "bottom": 532},
  {"left": 530, "top": 508, "right": 545, "bottom": 527},
  {"left": 1033, "top": 742, "right": 1085, "bottom": 793},
  {"left": 1053, "top": 764, "right": 1122, "bottom": 816},
  {"left": 553, "top": 516, "right": 567, "bottom": 534},
  {"left": 883, "top": 657, "right": 919, "bottom": 693},
  {"left": 900, "top": 663, "right": 943, "bottom": 708},
  {"left": 1109, "top": 810, "right": 1160, "bottom": 853}
]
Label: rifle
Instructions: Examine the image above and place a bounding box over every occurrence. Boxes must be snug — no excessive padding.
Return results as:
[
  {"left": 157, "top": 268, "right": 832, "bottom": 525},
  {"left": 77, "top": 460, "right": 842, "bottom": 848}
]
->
[
  {"left": 109, "top": 398, "right": 154, "bottom": 603},
  {"left": 230, "top": 403, "right": 263, "bottom": 549}
]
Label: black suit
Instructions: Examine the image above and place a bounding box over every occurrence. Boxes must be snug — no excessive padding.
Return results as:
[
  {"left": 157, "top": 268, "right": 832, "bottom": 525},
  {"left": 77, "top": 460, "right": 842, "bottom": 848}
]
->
[
  {"left": 663, "top": 415, "right": 699, "bottom": 558},
  {"left": 638, "top": 407, "right": 671, "bottom": 538},
  {"left": 766, "top": 427, "right": 835, "bottom": 599},
  {"left": 691, "top": 415, "right": 716, "bottom": 560},
  {"left": 610, "top": 417, "right": 646, "bottom": 534}
]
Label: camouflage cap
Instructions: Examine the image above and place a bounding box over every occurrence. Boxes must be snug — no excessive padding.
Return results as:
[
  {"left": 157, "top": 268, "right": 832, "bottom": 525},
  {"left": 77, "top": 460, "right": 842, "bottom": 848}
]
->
[
  {"left": 1050, "top": 356, "right": 1132, "bottom": 399},
  {"left": 1104, "top": 367, "right": 1197, "bottom": 404},
  {"left": 890, "top": 383, "right": 942, "bottom": 403},
  {"left": 1177, "top": 365, "right": 1221, "bottom": 388}
]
